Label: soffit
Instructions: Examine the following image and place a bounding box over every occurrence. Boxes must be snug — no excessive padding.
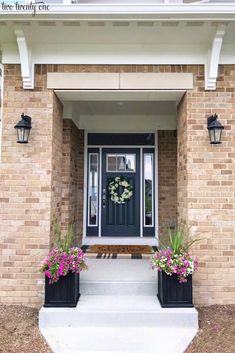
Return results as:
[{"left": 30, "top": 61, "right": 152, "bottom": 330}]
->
[{"left": 1, "top": 20, "right": 235, "bottom": 46}]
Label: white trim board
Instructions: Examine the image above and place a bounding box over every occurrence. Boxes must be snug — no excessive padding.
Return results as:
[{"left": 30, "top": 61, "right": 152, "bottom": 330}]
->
[
  {"left": 2, "top": 4, "right": 235, "bottom": 20},
  {"left": 48, "top": 73, "right": 193, "bottom": 90}
]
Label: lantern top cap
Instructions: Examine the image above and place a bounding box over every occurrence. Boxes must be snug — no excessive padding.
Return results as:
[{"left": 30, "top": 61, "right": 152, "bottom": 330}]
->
[
  {"left": 207, "top": 114, "right": 224, "bottom": 130},
  {"left": 14, "top": 113, "right": 32, "bottom": 129}
]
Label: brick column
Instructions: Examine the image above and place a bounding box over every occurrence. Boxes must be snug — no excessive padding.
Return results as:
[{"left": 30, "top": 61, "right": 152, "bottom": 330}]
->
[
  {"left": 61, "top": 119, "right": 84, "bottom": 244},
  {"left": 0, "top": 65, "right": 63, "bottom": 306},
  {"left": 158, "top": 130, "right": 177, "bottom": 240},
  {"left": 177, "top": 65, "right": 235, "bottom": 305}
]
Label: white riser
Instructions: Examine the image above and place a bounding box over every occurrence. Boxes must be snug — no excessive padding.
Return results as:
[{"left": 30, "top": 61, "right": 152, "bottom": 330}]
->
[
  {"left": 40, "top": 310, "right": 198, "bottom": 329},
  {"left": 80, "top": 281, "right": 156, "bottom": 295},
  {"left": 81, "top": 258, "right": 156, "bottom": 282},
  {"left": 39, "top": 295, "right": 198, "bottom": 330},
  {"left": 80, "top": 258, "right": 157, "bottom": 295}
]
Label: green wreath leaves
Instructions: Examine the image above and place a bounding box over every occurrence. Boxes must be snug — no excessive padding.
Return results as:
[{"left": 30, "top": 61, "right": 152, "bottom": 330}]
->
[{"left": 108, "top": 176, "right": 133, "bottom": 204}]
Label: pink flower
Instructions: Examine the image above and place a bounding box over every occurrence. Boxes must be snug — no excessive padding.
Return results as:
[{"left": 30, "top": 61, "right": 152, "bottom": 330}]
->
[
  {"left": 40, "top": 247, "right": 88, "bottom": 284},
  {"left": 151, "top": 247, "right": 198, "bottom": 283}
]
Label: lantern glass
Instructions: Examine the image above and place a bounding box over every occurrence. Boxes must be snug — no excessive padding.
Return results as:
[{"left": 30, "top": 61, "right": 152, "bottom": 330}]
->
[
  {"left": 215, "top": 128, "right": 222, "bottom": 143},
  {"left": 16, "top": 127, "right": 31, "bottom": 143},
  {"left": 209, "top": 127, "right": 222, "bottom": 144}
]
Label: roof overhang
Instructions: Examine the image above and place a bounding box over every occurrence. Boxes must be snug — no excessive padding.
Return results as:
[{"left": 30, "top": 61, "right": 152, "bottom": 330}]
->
[
  {"left": 1, "top": 4, "right": 235, "bottom": 21},
  {"left": 1, "top": 3, "right": 235, "bottom": 91}
]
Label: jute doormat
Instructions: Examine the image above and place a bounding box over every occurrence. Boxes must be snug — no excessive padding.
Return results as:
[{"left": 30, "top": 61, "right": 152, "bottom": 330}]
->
[{"left": 81, "top": 244, "right": 158, "bottom": 259}]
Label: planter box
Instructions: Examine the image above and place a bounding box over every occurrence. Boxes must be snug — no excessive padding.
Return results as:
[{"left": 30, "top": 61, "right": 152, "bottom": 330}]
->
[
  {"left": 157, "top": 271, "right": 193, "bottom": 308},
  {"left": 44, "top": 272, "right": 80, "bottom": 308}
]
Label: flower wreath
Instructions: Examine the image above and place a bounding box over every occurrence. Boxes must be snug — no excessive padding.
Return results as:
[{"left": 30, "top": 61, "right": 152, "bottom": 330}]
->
[{"left": 108, "top": 176, "right": 133, "bottom": 204}]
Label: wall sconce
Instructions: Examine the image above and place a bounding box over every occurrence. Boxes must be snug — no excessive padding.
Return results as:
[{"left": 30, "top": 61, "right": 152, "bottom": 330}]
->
[
  {"left": 207, "top": 114, "right": 224, "bottom": 144},
  {"left": 14, "top": 113, "right": 32, "bottom": 143}
]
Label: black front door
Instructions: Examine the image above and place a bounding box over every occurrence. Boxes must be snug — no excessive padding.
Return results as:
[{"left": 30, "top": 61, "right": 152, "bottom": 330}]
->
[{"left": 101, "top": 148, "right": 140, "bottom": 236}]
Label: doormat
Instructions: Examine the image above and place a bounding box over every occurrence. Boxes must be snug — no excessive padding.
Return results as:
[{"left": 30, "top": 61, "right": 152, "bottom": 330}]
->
[{"left": 81, "top": 244, "right": 158, "bottom": 259}]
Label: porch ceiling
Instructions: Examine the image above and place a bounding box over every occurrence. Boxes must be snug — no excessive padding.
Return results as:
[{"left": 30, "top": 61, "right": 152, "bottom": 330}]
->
[
  {"left": 55, "top": 90, "right": 185, "bottom": 103},
  {"left": 56, "top": 89, "right": 182, "bottom": 116},
  {"left": 69, "top": 100, "right": 176, "bottom": 116},
  {"left": 56, "top": 90, "right": 180, "bottom": 130}
]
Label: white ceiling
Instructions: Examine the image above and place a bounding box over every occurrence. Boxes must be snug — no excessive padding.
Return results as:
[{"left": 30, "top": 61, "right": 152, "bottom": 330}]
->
[
  {"left": 73, "top": 100, "right": 176, "bottom": 116},
  {"left": 56, "top": 89, "right": 183, "bottom": 116}
]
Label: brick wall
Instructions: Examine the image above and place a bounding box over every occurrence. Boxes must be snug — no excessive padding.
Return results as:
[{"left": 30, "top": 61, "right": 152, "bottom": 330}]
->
[
  {"left": 1, "top": 63, "right": 234, "bottom": 306},
  {"left": 61, "top": 119, "right": 84, "bottom": 244},
  {"left": 177, "top": 93, "right": 189, "bottom": 230},
  {"left": 158, "top": 131, "right": 177, "bottom": 241}
]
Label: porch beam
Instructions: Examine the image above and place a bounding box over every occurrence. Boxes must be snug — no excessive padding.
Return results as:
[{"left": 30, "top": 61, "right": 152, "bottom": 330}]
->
[
  {"left": 47, "top": 72, "right": 193, "bottom": 90},
  {"left": 205, "top": 24, "right": 227, "bottom": 91}
]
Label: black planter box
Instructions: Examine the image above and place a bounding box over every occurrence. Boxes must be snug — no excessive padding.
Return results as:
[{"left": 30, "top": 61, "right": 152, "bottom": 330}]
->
[
  {"left": 157, "top": 271, "right": 193, "bottom": 308},
  {"left": 44, "top": 272, "right": 80, "bottom": 308}
]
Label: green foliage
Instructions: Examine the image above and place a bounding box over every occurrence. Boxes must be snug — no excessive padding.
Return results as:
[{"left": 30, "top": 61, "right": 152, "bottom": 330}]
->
[
  {"left": 168, "top": 229, "right": 184, "bottom": 254},
  {"left": 52, "top": 218, "right": 75, "bottom": 252},
  {"left": 160, "top": 228, "right": 202, "bottom": 254}
]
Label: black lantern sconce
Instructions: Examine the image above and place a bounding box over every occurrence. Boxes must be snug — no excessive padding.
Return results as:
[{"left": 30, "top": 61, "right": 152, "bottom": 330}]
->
[
  {"left": 207, "top": 114, "right": 224, "bottom": 145},
  {"left": 14, "top": 113, "right": 32, "bottom": 143}
]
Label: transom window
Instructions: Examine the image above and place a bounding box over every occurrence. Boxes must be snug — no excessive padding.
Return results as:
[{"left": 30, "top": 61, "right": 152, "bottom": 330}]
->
[{"left": 106, "top": 154, "right": 136, "bottom": 172}]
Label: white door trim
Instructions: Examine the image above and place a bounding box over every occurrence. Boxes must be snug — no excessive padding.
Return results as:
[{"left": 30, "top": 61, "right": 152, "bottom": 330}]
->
[
  {"left": 140, "top": 147, "right": 143, "bottom": 238},
  {"left": 154, "top": 132, "right": 159, "bottom": 244},
  {"left": 83, "top": 133, "right": 158, "bottom": 244},
  {"left": 98, "top": 147, "right": 102, "bottom": 238}
]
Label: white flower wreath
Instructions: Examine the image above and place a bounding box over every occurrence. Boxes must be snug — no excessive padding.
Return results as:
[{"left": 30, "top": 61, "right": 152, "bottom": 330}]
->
[{"left": 108, "top": 176, "right": 133, "bottom": 204}]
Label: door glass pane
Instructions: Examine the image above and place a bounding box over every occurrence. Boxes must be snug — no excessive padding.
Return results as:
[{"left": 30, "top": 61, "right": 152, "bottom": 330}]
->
[
  {"left": 126, "top": 155, "right": 135, "bottom": 171},
  {"left": 107, "top": 155, "right": 116, "bottom": 171},
  {"left": 117, "top": 155, "right": 126, "bottom": 171},
  {"left": 144, "top": 154, "right": 153, "bottom": 227},
  {"left": 88, "top": 154, "right": 98, "bottom": 226},
  {"left": 107, "top": 154, "right": 136, "bottom": 172}
]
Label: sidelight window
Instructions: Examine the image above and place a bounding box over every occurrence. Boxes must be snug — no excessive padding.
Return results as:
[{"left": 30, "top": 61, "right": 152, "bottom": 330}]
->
[
  {"left": 88, "top": 153, "right": 99, "bottom": 226},
  {"left": 144, "top": 153, "right": 154, "bottom": 227}
]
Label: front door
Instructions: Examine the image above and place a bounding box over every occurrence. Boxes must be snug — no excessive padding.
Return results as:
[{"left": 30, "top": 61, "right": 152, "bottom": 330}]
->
[{"left": 101, "top": 148, "right": 140, "bottom": 236}]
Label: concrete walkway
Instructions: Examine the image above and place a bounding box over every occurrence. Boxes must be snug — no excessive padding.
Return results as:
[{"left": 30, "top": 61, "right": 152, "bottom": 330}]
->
[{"left": 40, "top": 325, "right": 197, "bottom": 353}]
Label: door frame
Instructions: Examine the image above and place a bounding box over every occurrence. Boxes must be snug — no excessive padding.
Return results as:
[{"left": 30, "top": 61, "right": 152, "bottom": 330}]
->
[{"left": 83, "top": 131, "right": 159, "bottom": 240}]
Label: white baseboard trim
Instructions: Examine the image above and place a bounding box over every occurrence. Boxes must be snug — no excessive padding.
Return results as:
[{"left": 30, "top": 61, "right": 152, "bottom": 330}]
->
[{"left": 82, "top": 237, "right": 158, "bottom": 246}]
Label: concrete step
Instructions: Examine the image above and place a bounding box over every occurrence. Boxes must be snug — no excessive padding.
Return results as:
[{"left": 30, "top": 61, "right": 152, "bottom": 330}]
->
[
  {"left": 39, "top": 295, "right": 198, "bottom": 329},
  {"left": 80, "top": 280, "right": 156, "bottom": 296},
  {"left": 80, "top": 258, "right": 156, "bottom": 296},
  {"left": 40, "top": 326, "right": 198, "bottom": 353}
]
